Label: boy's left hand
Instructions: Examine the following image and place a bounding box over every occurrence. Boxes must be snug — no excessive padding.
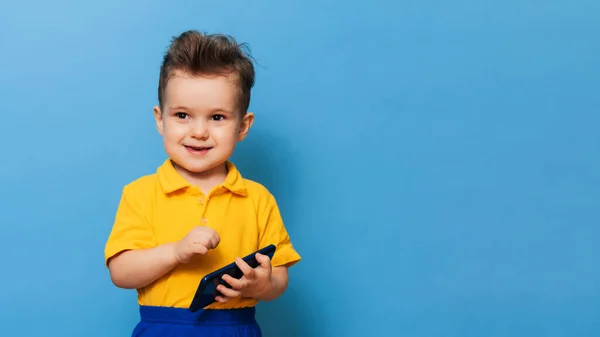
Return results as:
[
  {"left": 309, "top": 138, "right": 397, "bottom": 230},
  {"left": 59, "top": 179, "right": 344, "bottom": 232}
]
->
[{"left": 216, "top": 253, "right": 273, "bottom": 302}]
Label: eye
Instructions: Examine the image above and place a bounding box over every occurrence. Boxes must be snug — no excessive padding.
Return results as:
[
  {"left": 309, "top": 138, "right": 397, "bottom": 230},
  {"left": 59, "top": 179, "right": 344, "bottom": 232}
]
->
[
  {"left": 211, "top": 114, "right": 226, "bottom": 121},
  {"left": 175, "top": 112, "right": 188, "bottom": 119}
]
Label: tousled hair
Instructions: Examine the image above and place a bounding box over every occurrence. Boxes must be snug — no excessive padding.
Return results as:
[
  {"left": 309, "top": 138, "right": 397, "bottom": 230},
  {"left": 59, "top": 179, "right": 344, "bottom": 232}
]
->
[{"left": 158, "top": 30, "right": 255, "bottom": 114}]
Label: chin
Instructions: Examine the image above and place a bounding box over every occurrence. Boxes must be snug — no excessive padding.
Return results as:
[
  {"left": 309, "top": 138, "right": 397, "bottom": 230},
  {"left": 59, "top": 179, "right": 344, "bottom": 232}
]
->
[
  {"left": 167, "top": 148, "right": 231, "bottom": 173},
  {"left": 175, "top": 159, "right": 225, "bottom": 175}
]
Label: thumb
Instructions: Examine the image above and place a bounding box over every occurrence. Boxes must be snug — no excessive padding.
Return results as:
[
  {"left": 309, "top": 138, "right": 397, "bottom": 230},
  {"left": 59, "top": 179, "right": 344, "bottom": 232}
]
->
[
  {"left": 194, "top": 244, "right": 209, "bottom": 255},
  {"left": 255, "top": 252, "right": 272, "bottom": 270}
]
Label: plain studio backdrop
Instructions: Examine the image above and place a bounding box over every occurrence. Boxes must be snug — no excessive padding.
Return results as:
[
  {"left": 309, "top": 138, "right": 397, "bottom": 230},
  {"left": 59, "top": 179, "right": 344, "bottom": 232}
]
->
[{"left": 0, "top": 1, "right": 598, "bottom": 336}]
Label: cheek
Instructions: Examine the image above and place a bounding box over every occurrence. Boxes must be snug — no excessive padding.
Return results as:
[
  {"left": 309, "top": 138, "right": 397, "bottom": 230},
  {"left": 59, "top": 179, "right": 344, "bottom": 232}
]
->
[
  {"left": 164, "top": 122, "right": 188, "bottom": 139},
  {"left": 212, "top": 126, "right": 238, "bottom": 142}
]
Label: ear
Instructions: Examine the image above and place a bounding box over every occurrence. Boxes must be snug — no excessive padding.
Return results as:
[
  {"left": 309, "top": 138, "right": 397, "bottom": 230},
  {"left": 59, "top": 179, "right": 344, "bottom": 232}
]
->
[
  {"left": 237, "top": 112, "right": 254, "bottom": 142},
  {"left": 154, "top": 106, "right": 164, "bottom": 136}
]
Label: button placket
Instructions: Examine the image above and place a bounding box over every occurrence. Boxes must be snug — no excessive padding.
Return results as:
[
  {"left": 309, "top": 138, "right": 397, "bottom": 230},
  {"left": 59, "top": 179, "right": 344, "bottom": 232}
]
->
[{"left": 198, "top": 195, "right": 210, "bottom": 225}]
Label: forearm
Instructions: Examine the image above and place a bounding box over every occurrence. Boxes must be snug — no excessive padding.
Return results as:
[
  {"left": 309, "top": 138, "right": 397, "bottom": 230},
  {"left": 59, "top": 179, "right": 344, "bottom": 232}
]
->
[
  {"left": 256, "top": 266, "right": 289, "bottom": 301},
  {"left": 108, "top": 242, "right": 179, "bottom": 289}
]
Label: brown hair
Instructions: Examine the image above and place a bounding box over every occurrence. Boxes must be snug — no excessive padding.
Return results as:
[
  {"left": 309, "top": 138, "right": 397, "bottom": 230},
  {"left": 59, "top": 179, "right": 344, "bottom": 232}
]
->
[{"left": 158, "top": 30, "right": 255, "bottom": 114}]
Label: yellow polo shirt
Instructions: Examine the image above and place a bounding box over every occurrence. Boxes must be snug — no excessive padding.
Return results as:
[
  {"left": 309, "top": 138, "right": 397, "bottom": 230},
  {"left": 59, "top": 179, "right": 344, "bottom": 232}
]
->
[{"left": 104, "top": 159, "right": 301, "bottom": 309}]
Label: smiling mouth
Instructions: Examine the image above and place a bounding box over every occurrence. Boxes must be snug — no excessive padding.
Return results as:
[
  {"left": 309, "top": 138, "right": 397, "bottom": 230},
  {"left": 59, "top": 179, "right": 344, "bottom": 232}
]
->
[{"left": 185, "top": 145, "right": 212, "bottom": 153}]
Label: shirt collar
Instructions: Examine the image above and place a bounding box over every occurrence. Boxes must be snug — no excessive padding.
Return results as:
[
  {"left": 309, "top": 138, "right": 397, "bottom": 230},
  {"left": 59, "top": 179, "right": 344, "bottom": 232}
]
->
[{"left": 157, "top": 159, "right": 248, "bottom": 196}]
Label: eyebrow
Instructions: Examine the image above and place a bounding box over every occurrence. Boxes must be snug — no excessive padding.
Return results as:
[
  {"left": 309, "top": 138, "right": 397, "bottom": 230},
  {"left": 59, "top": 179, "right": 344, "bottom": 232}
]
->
[
  {"left": 168, "top": 106, "right": 192, "bottom": 111},
  {"left": 168, "top": 106, "right": 233, "bottom": 114}
]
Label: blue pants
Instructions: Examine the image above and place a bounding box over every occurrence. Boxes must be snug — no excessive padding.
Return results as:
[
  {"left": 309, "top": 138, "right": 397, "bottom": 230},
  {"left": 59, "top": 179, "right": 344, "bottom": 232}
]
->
[{"left": 132, "top": 306, "right": 262, "bottom": 337}]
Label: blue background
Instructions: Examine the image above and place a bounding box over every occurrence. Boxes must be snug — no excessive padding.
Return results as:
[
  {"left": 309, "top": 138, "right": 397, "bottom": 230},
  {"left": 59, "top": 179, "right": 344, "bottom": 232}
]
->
[{"left": 1, "top": 0, "right": 599, "bottom": 336}]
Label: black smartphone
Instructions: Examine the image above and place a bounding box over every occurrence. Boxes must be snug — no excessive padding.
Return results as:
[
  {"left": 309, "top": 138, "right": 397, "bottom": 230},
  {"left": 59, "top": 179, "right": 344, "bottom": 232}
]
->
[{"left": 188, "top": 244, "right": 276, "bottom": 312}]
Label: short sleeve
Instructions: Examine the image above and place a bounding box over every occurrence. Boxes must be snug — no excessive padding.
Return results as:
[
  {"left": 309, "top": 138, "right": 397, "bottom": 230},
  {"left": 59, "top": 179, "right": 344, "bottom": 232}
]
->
[
  {"left": 258, "top": 194, "right": 301, "bottom": 268},
  {"left": 104, "top": 185, "right": 155, "bottom": 266}
]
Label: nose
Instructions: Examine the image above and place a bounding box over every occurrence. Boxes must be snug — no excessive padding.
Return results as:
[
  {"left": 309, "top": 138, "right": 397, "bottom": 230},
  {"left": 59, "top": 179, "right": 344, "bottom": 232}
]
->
[{"left": 191, "top": 120, "right": 209, "bottom": 139}]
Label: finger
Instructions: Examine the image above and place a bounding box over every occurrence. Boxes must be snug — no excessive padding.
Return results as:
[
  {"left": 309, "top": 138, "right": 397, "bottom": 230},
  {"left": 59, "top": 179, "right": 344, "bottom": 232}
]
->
[
  {"left": 255, "top": 253, "right": 272, "bottom": 271},
  {"left": 213, "top": 231, "right": 221, "bottom": 247},
  {"left": 203, "top": 239, "right": 214, "bottom": 250},
  {"left": 194, "top": 237, "right": 213, "bottom": 250},
  {"left": 191, "top": 237, "right": 211, "bottom": 249},
  {"left": 222, "top": 274, "right": 245, "bottom": 290},
  {"left": 215, "top": 295, "right": 230, "bottom": 303},
  {"left": 210, "top": 233, "right": 220, "bottom": 249},
  {"left": 235, "top": 257, "right": 255, "bottom": 279},
  {"left": 217, "top": 284, "right": 242, "bottom": 299},
  {"left": 200, "top": 231, "right": 218, "bottom": 249},
  {"left": 193, "top": 244, "right": 208, "bottom": 255}
]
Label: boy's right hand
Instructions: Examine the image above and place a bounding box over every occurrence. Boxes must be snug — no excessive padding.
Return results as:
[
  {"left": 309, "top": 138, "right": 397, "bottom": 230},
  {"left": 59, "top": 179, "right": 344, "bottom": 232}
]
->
[{"left": 174, "top": 226, "right": 220, "bottom": 264}]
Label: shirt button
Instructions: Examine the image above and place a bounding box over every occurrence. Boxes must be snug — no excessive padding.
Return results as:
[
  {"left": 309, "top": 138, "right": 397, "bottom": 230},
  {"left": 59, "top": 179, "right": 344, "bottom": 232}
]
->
[
  {"left": 201, "top": 217, "right": 208, "bottom": 224},
  {"left": 198, "top": 197, "right": 205, "bottom": 204}
]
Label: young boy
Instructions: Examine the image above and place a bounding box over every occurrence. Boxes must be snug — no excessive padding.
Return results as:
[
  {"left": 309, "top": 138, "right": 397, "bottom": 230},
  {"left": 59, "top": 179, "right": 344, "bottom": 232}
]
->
[{"left": 104, "top": 30, "right": 301, "bottom": 337}]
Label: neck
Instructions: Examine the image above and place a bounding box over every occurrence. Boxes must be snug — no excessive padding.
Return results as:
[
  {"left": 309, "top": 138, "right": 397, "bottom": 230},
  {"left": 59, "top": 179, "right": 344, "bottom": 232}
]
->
[{"left": 173, "top": 161, "right": 228, "bottom": 195}]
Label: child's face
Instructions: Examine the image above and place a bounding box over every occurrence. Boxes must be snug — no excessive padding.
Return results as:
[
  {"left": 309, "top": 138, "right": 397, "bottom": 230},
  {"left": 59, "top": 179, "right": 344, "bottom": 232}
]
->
[{"left": 154, "top": 70, "right": 253, "bottom": 178}]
